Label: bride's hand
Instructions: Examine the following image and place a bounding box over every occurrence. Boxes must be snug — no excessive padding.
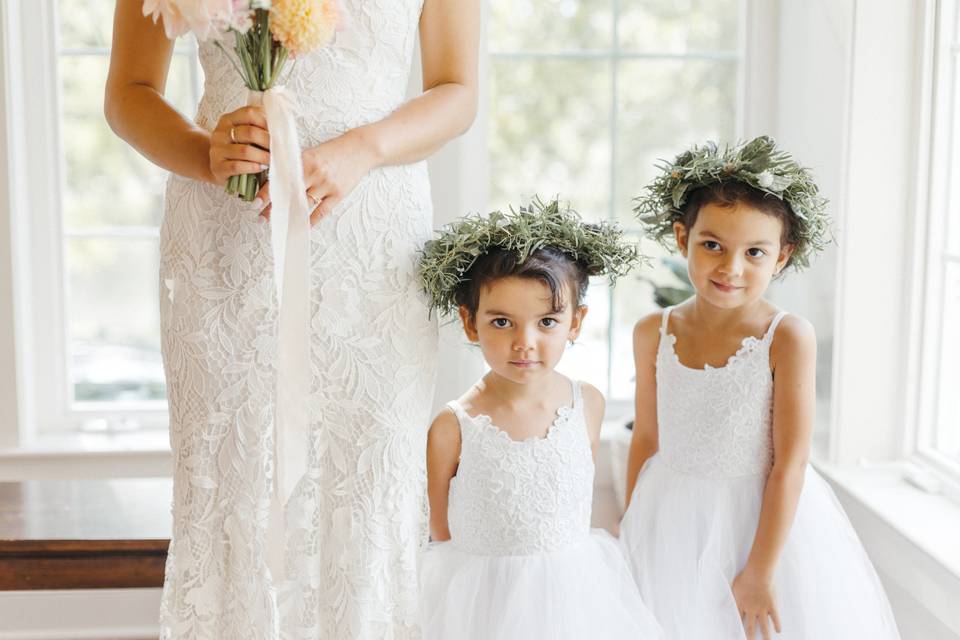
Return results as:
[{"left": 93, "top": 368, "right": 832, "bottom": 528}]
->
[
  {"left": 209, "top": 106, "right": 271, "bottom": 186},
  {"left": 256, "top": 129, "right": 381, "bottom": 226}
]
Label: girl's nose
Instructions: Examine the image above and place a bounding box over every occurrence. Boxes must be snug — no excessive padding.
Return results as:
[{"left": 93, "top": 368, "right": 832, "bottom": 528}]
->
[
  {"left": 719, "top": 254, "right": 744, "bottom": 277},
  {"left": 513, "top": 328, "right": 535, "bottom": 351}
]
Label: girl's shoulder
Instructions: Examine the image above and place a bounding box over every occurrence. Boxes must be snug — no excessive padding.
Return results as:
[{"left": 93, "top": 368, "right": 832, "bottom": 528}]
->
[
  {"left": 769, "top": 312, "right": 817, "bottom": 368},
  {"left": 632, "top": 310, "right": 667, "bottom": 355}
]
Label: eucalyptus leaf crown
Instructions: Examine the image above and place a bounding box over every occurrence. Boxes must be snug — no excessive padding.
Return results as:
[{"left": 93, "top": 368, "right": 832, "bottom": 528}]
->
[
  {"left": 418, "top": 196, "right": 643, "bottom": 316},
  {"left": 632, "top": 136, "right": 830, "bottom": 270}
]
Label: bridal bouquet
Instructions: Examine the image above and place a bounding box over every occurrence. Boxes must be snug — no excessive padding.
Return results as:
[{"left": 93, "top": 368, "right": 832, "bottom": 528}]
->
[{"left": 143, "top": 0, "right": 340, "bottom": 200}]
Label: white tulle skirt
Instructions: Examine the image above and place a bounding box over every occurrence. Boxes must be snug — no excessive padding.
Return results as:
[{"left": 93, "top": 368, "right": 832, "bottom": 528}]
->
[
  {"left": 620, "top": 456, "right": 901, "bottom": 639},
  {"left": 419, "top": 529, "right": 663, "bottom": 640}
]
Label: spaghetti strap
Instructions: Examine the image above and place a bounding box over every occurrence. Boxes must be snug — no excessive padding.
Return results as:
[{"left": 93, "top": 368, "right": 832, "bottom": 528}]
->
[
  {"left": 763, "top": 310, "right": 790, "bottom": 343},
  {"left": 446, "top": 400, "right": 470, "bottom": 426},
  {"left": 569, "top": 378, "right": 582, "bottom": 409},
  {"left": 659, "top": 306, "right": 674, "bottom": 335}
]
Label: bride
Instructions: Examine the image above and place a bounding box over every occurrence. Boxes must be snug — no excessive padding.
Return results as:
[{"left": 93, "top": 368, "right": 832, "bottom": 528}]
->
[{"left": 104, "top": 1, "right": 478, "bottom": 637}]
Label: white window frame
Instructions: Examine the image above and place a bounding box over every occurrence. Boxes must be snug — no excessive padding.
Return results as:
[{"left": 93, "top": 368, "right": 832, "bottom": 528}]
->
[
  {"left": 1, "top": 0, "right": 203, "bottom": 444},
  {"left": 909, "top": 0, "right": 960, "bottom": 500}
]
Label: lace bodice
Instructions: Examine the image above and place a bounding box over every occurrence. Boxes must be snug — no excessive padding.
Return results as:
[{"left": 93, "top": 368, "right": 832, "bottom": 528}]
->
[
  {"left": 194, "top": 0, "right": 424, "bottom": 145},
  {"left": 655, "top": 307, "right": 788, "bottom": 478},
  {"left": 445, "top": 380, "right": 594, "bottom": 556}
]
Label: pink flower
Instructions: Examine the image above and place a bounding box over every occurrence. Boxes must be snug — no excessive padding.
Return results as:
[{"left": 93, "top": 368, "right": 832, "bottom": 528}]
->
[{"left": 143, "top": 0, "right": 236, "bottom": 41}]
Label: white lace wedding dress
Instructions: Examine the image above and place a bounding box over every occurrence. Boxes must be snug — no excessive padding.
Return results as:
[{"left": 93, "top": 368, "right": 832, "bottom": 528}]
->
[{"left": 157, "top": 2, "right": 438, "bottom": 638}]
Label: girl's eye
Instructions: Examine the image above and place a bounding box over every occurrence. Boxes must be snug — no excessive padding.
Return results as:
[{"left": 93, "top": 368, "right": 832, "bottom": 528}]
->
[
  {"left": 540, "top": 318, "right": 558, "bottom": 328},
  {"left": 703, "top": 240, "right": 721, "bottom": 251},
  {"left": 491, "top": 318, "right": 511, "bottom": 328},
  {"left": 747, "top": 247, "right": 766, "bottom": 258}
]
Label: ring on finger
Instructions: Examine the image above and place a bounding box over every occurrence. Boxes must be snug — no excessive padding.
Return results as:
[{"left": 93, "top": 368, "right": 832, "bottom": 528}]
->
[
  {"left": 307, "top": 193, "right": 321, "bottom": 210},
  {"left": 229, "top": 126, "right": 238, "bottom": 143}
]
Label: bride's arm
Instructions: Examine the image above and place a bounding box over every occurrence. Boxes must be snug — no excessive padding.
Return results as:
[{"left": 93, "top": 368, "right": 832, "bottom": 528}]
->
[
  {"left": 364, "top": 0, "right": 481, "bottom": 165},
  {"left": 269, "top": 0, "right": 480, "bottom": 223},
  {"left": 104, "top": 0, "right": 270, "bottom": 186}
]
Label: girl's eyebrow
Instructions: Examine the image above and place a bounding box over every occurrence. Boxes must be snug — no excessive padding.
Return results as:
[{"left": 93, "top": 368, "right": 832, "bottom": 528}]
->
[
  {"left": 698, "top": 230, "right": 775, "bottom": 246},
  {"left": 482, "top": 307, "right": 562, "bottom": 317}
]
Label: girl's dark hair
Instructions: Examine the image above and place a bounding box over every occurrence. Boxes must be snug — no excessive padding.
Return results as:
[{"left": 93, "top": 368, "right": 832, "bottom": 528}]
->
[
  {"left": 681, "top": 181, "right": 799, "bottom": 258},
  {"left": 453, "top": 247, "right": 590, "bottom": 320}
]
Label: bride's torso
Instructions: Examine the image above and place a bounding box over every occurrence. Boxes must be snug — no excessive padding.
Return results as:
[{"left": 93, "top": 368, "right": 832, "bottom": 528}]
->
[{"left": 193, "top": 0, "right": 425, "bottom": 147}]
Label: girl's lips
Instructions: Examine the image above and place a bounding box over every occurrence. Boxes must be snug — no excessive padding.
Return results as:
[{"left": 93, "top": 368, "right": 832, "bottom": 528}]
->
[
  {"left": 509, "top": 360, "right": 539, "bottom": 368},
  {"left": 710, "top": 279, "right": 741, "bottom": 293}
]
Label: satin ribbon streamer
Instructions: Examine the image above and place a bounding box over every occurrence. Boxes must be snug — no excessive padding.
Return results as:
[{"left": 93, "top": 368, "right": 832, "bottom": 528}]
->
[{"left": 251, "top": 87, "right": 311, "bottom": 508}]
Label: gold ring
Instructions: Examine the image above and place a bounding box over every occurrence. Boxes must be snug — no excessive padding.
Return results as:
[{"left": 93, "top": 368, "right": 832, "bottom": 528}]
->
[
  {"left": 307, "top": 193, "right": 321, "bottom": 209},
  {"left": 229, "top": 126, "right": 237, "bottom": 143}
]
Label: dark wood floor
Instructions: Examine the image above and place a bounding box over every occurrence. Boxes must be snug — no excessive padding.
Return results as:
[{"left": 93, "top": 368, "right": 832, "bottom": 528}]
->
[{"left": 0, "top": 478, "right": 172, "bottom": 590}]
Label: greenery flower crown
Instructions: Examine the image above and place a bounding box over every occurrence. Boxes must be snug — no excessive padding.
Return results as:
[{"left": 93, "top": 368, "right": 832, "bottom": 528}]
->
[
  {"left": 418, "top": 197, "right": 643, "bottom": 316},
  {"left": 632, "top": 136, "right": 830, "bottom": 270}
]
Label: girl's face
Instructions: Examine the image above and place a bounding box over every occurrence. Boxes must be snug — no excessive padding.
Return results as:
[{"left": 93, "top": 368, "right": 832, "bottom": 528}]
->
[
  {"left": 459, "top": 276, "right": 587, "bottom": 385},
  {"left": 674, "top": 201, "right": 794, "bottom": 310}
]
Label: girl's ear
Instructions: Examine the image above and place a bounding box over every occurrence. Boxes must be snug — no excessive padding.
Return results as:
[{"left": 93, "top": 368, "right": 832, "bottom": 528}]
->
[
  {"left": 673, "top": 221, "right": 689, "bottom": 257},
  {"left": 568, "top": 305, "right": 589, "bottom": 342},
  {"left": 458, "top": 306, "right": 480, "bottom": 343},
  {"left": 775, "top": 243, "right": 795, "bottom": 274}
]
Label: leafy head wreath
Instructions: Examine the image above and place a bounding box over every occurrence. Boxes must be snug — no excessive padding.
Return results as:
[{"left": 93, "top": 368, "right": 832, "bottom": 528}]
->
[
  {"left": 632, "top": 135, "right": 830, "bottom": 270},
  {"left": 418, "top": 196, "right": 644, "bottom": 317}
]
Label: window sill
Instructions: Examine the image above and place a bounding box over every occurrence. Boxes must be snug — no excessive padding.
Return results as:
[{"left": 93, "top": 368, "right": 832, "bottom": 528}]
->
[
  {"left": 0, "top": 431, "right": 171, "bottom": 481},
  {"left": 814, "top": 459, "right": 960, "bottom": 636}
]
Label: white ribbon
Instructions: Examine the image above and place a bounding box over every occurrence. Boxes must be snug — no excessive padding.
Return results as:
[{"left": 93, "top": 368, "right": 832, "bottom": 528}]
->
[{"left": 251, "top": 87, "right": 311, "bottom": 508}]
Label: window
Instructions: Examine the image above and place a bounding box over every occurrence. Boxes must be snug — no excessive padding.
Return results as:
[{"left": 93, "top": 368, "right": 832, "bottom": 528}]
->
[
  {"left": 917, "top": 0, "right": 960, "bottom": 481},
  {"left": 486, "top": 0, "right": 744, "bottom": 401},
  {"left": 18, "top": 0, "right": 201, "bottom": 433}
]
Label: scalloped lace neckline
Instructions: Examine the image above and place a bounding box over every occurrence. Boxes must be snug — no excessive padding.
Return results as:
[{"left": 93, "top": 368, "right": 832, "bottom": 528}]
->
[
  {"left": 466, "top": 404, "right": 575, "bottom": 445},
  {"left": 665, "top": 331, "right": 765, "bottom": 372}
]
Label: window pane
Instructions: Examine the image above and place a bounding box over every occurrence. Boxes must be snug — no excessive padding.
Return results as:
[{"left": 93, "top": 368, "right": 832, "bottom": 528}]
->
[
  {"left": 490, "top": 58, "right": 611, "bottom": 221},
  {"left": 489, "top": 0, "right": 613, "bottom": 52},
  {"left": 57, "top": 0, "right": 115, "bottom": 49},
  {"left": 57, "top": 0, "right": 196, "bottom": 53},
  {"left": 59, "top": 53, "right": 197, "bottom": 229},
  {"left": 618, "top": 0, "right": 741, "bottom": 54},
  {"left": 614, "top": 59, "right": 738, "bottom": 222},
  {"left": 556, "top": 281, "right": 611, "bottom": 396},
  {"left": 608, "top": 240, "right": 686, "bottom": 399},
  {"left": 935, "top": 262, "right": 960, "bottom": 462},
  {"left": 948, "top": 53, "right": 960, "bottom": 256},
  {"left": 66, "top": 238, "right": 165, "bottom": 404}
]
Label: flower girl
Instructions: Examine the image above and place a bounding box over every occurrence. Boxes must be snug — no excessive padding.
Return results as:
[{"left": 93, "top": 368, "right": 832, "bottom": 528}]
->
[
  {"left": 621, "top": 137, "right": 901, "bottom": 639},
  {"left": 417, "top": 199, "right": 662, "bottom": 640}
]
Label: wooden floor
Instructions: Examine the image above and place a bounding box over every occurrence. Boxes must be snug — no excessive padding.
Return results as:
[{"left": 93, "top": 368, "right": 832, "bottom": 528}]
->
[{"left": 0, "top": 478, "right": 172, "bottom": 590}]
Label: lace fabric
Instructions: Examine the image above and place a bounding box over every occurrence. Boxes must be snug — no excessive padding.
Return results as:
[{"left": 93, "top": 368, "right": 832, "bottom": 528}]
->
[
  {"left": 157, "top": 2, "right": 438, "bottom": 638},
  {"left": 445, "top": 380, "right": 595, "bottom": 556},
  {"left": 654, "top": 307, "right": 787, "bottom": 478}
]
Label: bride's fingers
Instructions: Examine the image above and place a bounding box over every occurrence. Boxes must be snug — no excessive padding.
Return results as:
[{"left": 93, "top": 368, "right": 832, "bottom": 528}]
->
[
  {"left": 230, "top": 106, "right": 268, "bottom": 130},
  {"left": 230, "top": 124, "right": 271, "bottom": 150},
  {"left": 255, "top": 181, "right": 270, "bottom": 208},
  {"left": 310, "top": 194, "right": 340, "bottom": 226},
  {"left": 770, "top": 607, "right": 782, "bottom": 634},
  {"left": 259, "top": 203, "right": 271, "bottom": 223},
  {"left": 225, "top": 143, "right": 270, "bottom": 167}
]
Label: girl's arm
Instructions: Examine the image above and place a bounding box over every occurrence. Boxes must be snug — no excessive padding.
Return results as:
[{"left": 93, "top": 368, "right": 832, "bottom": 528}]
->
[
  {"left": 104, "top": 1, "right": 270, "bottom": 186},
  {"left": 426, "top": 410, "right": 462, "bottom": 542},
  {"left": 733, "top": 315, "right": 817, "bottom": 640},
  {"left": 581, "top": 383, "right": 606, "bottom": 460},
  {"left": 624, "top": 313, "right": 661, "bottom": 511},
  {"left": 261, "top": 0, "right": 481, "bottom": 223}
]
